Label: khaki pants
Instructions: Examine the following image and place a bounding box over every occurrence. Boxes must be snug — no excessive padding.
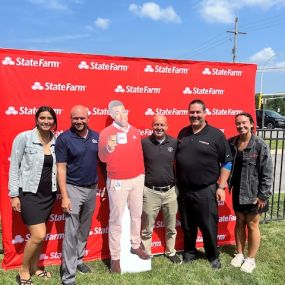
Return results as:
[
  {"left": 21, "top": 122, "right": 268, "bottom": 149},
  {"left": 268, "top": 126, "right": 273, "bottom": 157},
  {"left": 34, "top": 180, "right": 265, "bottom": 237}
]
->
[
  {"left": 141, "top": 186, "right": 178, "bottom": 255},
  {"left": 107, "top": 174, "right": 144, "bottom": 260}
]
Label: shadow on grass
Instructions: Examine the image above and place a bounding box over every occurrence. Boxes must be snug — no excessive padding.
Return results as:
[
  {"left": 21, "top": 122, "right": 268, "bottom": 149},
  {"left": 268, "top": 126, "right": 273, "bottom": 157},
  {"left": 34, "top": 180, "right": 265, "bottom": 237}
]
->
[
  {"left": 219, "top": 244, "right": 236, "bottom": 258},
  {"left": 101, "top": 258, "right": 111, "bottom": 272}
]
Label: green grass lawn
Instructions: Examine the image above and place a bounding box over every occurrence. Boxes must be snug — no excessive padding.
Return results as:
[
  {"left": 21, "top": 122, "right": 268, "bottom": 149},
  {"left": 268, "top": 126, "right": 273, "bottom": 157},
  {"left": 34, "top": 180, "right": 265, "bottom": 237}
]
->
[{"left": 1, "top": 220, "right": 284, "bottom": 285}]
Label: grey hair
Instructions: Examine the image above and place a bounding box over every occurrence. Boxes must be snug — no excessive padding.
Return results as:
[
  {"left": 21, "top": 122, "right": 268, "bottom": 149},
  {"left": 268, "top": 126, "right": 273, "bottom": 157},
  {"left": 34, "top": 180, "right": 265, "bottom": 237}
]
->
[{"left": 108, "top": 100, "right": 124, "bottom": 113}]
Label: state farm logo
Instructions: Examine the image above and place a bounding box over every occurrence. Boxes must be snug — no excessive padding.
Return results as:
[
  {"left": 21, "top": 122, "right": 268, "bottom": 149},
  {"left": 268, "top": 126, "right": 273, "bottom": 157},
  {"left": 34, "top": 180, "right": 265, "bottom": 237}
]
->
[
  {"left": 40, "top": 250, "right": 89, "bottom": 260},
  {"left": 5, "top": 106, "right": 18, "bottom": 115},
  {"left": 49, "top": 213, "right": 65, "bottom": 222},
  {"left": 145, "top": 107, "right": 188, "bottom": 116},
  {"left": 206, "top": 108, "right": 242, "bottom": 115},
  {"left": 12, "top": 232, "right": 64, "bottom": 244},
  {"left": 5, "top": 106, "right": 63, "bottom": 115},
  {"left": 78, "top": 61, "right": 129, "bottom": 71},
  {"left": 114, "top": 84, "right": 161, "bottom": 94},
  {"left": 39, "top": 254, "right": 49, "bottom": 260},
  {"left": 219, "top": 215, "right": 236, "bottom": 222},
  {"left": 1, "top": 56, "right": 60, "bottom": 68},
  {"left": 151, "top": 241, "right": 162, "bottom": 247},
  {"left": 45, "top": 232, "right": 65, "bottom": 241},
  {"left": 88, "top": 107, "right": 129, "bottom": 116},
  {"left": 138, "top": 128, "right": 153, "bottom": 136},
  {"left": 31, "top": 81, "right": 87, "bottom": 92},
  {"left": 2, "top": 56, "right": 15, "bottom": 65},
  {"left": 154, "top": 219, "right": 181, "bottom": 229},
  {"left": 90, "top": 107, "right": 109, "bottom": 115},
  {"left": 144, "top": 64, "right": 189, "bottom": 74},
  {"left": 202, "top": 67, "right": 242, "bottom": 76},
  {"left": 89, "top": 227, "right": 109, "bottom": 235},
  {"left": 183, "top": 87, "right": 224, "bottom": 95},
  {"left": 12, "top": 235, "right": 25, "bottom": 244},
  {"left": 145, "top": 108, "right": 155, "bottom": 116}
]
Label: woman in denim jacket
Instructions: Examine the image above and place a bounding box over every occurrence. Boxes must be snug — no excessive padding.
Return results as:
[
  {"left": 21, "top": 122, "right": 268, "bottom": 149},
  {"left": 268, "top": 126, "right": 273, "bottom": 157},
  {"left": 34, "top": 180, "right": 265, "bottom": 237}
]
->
[
  {"left": 228, "top": 112, "right": 272, "bottom": 274},
  {"left": 9, "top": 106, "right": 58, "bottom": 285}
]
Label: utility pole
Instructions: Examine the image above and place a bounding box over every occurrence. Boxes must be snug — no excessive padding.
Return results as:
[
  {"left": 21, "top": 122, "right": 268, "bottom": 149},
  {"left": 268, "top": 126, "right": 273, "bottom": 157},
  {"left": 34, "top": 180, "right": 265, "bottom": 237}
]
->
[{"left": 227, "top": 17, "right": 247, "bottom": 63}]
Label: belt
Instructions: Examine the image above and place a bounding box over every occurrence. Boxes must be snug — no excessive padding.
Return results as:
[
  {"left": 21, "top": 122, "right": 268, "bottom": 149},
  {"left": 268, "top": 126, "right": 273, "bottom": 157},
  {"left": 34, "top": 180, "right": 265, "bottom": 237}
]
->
[
  {"left": 79, "top": 183, "right": 97, "bottom": 188},
  {"left": 145, "top": 184, "right": 175, "bottom": 192}
]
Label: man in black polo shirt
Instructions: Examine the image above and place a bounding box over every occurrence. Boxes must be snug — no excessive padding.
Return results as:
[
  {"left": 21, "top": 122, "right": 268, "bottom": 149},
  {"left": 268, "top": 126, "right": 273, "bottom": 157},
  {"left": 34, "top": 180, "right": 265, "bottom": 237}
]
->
[
  {"left": 55, "top": 105, "right": 99, "bottom": 285},
  {"left": 176, "top": 99, "right": 232, "bottom": 269},
  {"left": 141, "top": 115, "right": 181, "bottom": 264}
]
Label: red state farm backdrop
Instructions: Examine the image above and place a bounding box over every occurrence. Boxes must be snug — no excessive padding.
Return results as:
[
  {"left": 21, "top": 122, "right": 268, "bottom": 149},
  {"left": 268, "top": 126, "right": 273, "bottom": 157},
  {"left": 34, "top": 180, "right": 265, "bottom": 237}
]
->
[{"left": 0, "top": 48, "right": 257, "bottom": 269}]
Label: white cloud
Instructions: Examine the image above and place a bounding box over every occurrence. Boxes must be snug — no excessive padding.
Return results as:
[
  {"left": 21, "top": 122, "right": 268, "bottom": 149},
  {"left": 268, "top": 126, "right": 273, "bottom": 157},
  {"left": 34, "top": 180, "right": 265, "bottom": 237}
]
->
[
  {"left": 249, "top": 48, "right": 285, "bottom": 70},
  {"left": 199, "top": 1, "right": 236, "bottom": 24},
  {"left": 198, "top": 0, "right": 285, "bottom": 23},
  {"left": 249, "top": 48, "right": 285, "bottom": 72},
  {"left": 249, "top": 47, "right": 276, "bottom": 65},
  {"left": 240, "top": 0, "right": 285, "bottom": 8},
  {"left": 85, "top": 18, "right": 111, "bottom": 32},
  {"left": 95, "top": 18, "right": 111, "bottom": 29},
  {"left": 129, "top": 2, "right": 181, "bottom": 23}
]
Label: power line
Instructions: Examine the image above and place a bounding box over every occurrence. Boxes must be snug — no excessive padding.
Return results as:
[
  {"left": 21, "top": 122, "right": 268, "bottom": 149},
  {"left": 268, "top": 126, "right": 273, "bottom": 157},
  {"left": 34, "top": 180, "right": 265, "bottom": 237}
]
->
[
  {"left": 175, "top": 32, "right": 229, "bottom": 59},
  {"left": 175, "top": 14, "right": 284, "bottom": 61},
  {"left": 227, "top": 17, "right": 247, "bottom": 63},
  {"left": 257, "top": 67, "right": 285, "bottom": 72},
  {"left": 239, "top": 14, "right": 285, "bottom": 32}
]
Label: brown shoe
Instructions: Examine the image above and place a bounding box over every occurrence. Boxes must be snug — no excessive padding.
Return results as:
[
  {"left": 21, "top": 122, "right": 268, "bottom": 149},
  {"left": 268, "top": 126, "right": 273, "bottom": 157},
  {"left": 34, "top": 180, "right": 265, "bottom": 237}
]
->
[
  {"left": 130, "top": 246, "right": 150, "bottom": 260},
  {"left": 110, "top": 259, "right": 121, "bottom": 273}
]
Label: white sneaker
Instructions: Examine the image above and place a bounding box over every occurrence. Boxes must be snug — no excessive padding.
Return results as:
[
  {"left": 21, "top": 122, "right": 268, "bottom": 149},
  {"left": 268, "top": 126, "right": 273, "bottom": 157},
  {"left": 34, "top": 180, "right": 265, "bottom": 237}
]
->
[
  {"left": 231, "top": 253, "right": 244, "bottom": 267},
  {"left": 240, "top": 257, "right": 256, "bottom": 273}
]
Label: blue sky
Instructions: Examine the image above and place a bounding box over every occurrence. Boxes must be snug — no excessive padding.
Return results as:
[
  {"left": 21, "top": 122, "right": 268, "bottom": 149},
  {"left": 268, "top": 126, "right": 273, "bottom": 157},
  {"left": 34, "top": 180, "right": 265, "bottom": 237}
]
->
[{"left": 1, "top": 0, "right": 285, "bottom": 94}]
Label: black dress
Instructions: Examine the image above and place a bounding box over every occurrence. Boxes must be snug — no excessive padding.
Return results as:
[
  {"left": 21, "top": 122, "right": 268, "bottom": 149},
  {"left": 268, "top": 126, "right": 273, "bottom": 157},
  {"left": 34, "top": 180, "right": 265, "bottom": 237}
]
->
[
  {"left": 232, "top": 150, "right": 268, "bottom": 214},
  {"left": 19, "top": 154, "right": 56, "bottom": 225}
]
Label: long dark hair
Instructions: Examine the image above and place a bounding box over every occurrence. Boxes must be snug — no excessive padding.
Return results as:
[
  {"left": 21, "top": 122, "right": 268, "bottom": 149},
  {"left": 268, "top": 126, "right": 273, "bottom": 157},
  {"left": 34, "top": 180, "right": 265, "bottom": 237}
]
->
[{"left": 35, "top": 106, "right": 57, "bottom": 131}]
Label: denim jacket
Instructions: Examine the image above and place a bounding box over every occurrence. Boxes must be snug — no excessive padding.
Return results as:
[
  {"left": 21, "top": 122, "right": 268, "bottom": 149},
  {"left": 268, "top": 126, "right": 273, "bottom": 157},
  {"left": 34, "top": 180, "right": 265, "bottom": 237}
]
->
[
  {"left": 8, "top": 128, "right": 57, "bottom": 197},
  {"left": 228, "top": 134, "right": 273, "bottom": 204}
]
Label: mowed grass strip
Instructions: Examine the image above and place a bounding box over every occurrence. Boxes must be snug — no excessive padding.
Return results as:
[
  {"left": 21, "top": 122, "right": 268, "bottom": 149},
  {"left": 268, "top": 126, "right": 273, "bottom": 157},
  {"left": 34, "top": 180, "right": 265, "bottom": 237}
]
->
[{"left": 0, "top": 220, "right": 284, "bottom": 285}]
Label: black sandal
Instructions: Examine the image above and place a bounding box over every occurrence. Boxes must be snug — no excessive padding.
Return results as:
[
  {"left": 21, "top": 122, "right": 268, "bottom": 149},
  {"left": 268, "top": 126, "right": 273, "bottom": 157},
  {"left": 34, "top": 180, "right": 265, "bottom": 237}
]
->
[
  {"left": 16, "top": 273, "right": 33, "bottom": 285},
  {"left": 34, "top": 270, "right": 52, "bottom": 279}
]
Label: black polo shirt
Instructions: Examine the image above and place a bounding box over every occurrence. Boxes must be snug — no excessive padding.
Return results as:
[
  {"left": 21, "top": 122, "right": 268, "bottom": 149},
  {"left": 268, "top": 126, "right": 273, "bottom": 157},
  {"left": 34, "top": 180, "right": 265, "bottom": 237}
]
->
[
  {"left": 176, "top": 124, "right": 232, "bottom": 188},
  {"left": 142, "top": 134, "right": 177, "bottom": 187},
  {"left": 55, "top": 127, "right": 99, "bottom": 186}
]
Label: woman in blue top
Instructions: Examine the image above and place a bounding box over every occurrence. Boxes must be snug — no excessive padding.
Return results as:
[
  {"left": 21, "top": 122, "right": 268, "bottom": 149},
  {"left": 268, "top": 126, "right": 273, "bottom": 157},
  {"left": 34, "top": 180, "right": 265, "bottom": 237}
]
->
[{"left": 9, "top": 106, "right": 58, "bottom": 285}]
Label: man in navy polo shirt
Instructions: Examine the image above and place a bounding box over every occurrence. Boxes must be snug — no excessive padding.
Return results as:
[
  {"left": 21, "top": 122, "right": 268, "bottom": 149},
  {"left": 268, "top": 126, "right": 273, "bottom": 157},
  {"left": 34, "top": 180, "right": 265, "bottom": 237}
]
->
[
  {"left": 55, "top": 105, "right": 99, "bottom": 285},
  {"left": 176, "top": 99, "right": 232, "bottom": 269}
]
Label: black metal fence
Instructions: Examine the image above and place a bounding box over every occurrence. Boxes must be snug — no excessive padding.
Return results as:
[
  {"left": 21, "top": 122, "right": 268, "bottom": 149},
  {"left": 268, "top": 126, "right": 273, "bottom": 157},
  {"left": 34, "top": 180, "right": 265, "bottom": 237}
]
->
[{"left": 256, "top": 129, "right": 285, "bottom": 222}]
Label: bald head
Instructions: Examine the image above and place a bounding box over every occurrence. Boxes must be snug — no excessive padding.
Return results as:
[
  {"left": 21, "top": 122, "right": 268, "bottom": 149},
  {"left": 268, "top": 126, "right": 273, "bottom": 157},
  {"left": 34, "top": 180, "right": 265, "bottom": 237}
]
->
[
  {"left": 152, "top": 115, "right": 167, "bottom": 126},
  {"left": 70, "top": 105, "right": 89, "bottom": 135},
  {"left": 70, "top": 105, "right": 89, "bottom": 118},
  {"left": 152, "top": 115, "right": 168, "bottom": 140}
]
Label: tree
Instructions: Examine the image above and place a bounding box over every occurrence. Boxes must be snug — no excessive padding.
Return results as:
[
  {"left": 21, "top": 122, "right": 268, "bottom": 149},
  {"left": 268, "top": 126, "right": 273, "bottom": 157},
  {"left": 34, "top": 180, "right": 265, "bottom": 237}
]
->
[{"left": 255, "top": 94, "right": 285, "bottom": 115}]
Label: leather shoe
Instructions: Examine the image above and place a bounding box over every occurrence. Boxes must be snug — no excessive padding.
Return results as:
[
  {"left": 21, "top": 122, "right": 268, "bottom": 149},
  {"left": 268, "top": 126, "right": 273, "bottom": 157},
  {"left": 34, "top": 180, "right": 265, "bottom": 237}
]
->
[
  {"left": 130, "top": 246, "right": 150, "bottom": 260},
  {"left": 211, "top": 258, "right": 221, "bottom": 269},
  {"left": 183, "top": 253, "right": 195, "bottom": 263},
  {"left": 110, "top": 259, "right": 121, "bottom": 273}
]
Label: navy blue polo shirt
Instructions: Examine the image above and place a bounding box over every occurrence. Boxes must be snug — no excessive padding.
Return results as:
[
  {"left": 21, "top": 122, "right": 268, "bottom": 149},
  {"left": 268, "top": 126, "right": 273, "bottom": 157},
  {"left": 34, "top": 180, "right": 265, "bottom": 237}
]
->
[
  {"left": 176, "top": 124, "right": 232, "bottom": 188},
  {"left": 55, "top": 127, "right": 99, "bottom": 186}
]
